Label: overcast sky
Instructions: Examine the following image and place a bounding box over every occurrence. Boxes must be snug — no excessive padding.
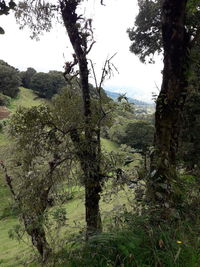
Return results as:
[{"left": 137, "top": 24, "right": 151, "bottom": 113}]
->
[{"left": 0, "top": 0, "right": 163, "bottom": 102}]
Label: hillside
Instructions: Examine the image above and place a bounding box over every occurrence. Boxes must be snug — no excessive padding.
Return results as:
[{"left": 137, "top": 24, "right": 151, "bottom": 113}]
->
[
  {"left": 0, "top": 87, "right": 44, "bottom": 122},
  {"left": 0, "top": 87, "right": 45, "bottom": 145}
]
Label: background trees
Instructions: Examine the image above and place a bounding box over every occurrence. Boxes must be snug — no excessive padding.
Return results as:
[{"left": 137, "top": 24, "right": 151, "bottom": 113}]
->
[
  {"left": 20, "top": 67, "right": 36, "bottom": 88},
  {"left": 29, "top": 71, "right": 66, "bottom": 99},
  {"left": 0, "top": 60, "right": 20, "bottom": 98}
]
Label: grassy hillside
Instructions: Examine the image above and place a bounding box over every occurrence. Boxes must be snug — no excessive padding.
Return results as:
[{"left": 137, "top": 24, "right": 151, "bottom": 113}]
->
[
  {"left": 9, "top": 87, "right": 45, "bottom": 112},
  {"left": 0, "top": 87, "right": 44, "bottom": 146},
  {"left": 101, "top": 138, "right": 119, "bottom": 152}
]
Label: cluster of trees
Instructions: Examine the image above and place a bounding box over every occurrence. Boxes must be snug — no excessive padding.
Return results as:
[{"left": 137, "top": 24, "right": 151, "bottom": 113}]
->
[
  {"left": 1, "top": 0, "right": 200, "bottom": 263},
  {"left": 21, "top": 68, "right": 67, "bottom": 99},
  {"left": 0, "top": 60, "right": 68, "bottom": 105}
]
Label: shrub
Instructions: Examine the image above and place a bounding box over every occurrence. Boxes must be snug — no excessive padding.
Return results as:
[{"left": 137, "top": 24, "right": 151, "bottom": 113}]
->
[{"left": 0, "top": 93, "right": 11, "bottom": 106}]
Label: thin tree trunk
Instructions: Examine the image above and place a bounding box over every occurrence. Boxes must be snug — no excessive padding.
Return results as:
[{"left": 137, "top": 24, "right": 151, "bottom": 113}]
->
[
  {"left": 60, "top": 0, "right": 102, "bottom": 235},
  {"left": 148, "top": 0, "right": 190, "bottom": 214}
]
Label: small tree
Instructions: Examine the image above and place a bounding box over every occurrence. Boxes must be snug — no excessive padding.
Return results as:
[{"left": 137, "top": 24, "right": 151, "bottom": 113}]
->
[{"left": 2, "top": 89, "right": 83, "bottom": 260}]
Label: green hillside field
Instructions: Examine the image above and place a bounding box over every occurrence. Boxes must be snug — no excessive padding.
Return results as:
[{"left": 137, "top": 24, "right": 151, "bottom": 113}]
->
[{"left": 0, "top": 87, "right": 44, "bottom": 146}]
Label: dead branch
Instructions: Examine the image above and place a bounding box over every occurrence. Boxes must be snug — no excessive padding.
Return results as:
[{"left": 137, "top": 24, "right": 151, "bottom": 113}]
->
[{"left": 0, "top": 161, "right": 16, "bottom": 198}]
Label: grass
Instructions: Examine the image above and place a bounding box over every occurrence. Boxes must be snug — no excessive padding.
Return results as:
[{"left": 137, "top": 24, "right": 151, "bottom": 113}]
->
[
  {"left": 0, "top": 87, "right": 44, "bottom": 146},
  {"left": 0, "top": 181, "right": 133, "bottom": 266},
  {"left": 101, "top": 138, "right": 119, "bottom": 153},
  {"left": 0, "top": 133, "right": 8, "bottom": 146},
  {"left": 55, "top": 215, "right": 200, "bottom": 267},
  {"left": 8, "top": 87, "right": 44, "bottom": 112},
  {"left": 0, "top": 218, "right": 32, "bottom": 267}
]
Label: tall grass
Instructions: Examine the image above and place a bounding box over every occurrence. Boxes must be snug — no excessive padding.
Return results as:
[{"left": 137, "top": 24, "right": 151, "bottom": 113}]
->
[{"left": 54, "top": 214, "right": 200, "bottom": 267}]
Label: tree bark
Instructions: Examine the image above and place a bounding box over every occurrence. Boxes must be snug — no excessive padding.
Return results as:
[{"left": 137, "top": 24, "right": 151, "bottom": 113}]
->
[
  {"left": 23, "top": 215, "right": 51, "bottom": 262},
  {"left": 148, "top": 0, "right": 190, "bottom": 214},
  {"left": 60, "top": 0, "right": 102, "bottom": 236}
]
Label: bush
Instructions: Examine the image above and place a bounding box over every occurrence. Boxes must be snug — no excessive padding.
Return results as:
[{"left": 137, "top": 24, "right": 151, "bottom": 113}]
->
[
  {"left": 0, "top": 93, "right": 11, "bottom": 106},
  {"left": 0, "top": 120, "right": 7, "bottom": 132}
]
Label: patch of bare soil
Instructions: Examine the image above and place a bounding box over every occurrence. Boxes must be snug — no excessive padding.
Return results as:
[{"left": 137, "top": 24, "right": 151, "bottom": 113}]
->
[{"left": 0, "top": 106, "right": 10, "bottom": 120}]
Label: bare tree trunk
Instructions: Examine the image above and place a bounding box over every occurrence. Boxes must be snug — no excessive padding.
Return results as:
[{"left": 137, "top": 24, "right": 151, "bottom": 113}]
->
[
  {"left": 60, "top": 0, "right": 102, "bottom": 236},
  {"left": 148, "top": 0, "right": 190, "bottom": 214}
]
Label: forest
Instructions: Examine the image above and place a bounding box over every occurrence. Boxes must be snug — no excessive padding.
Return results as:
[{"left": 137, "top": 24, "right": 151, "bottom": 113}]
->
[{"left": 0, "top": 0, "right": 200, "bottom": 266}]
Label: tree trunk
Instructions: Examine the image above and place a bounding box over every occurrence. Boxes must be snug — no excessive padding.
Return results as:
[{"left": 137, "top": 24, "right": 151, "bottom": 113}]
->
[
  {"left": 148, "top": 0, "right": 190, "bottom": 214},
  {"left": 60, "top": 0, "right": 102, "bottom": 235},
  {"left": 23, "top": 215, "right": 51, "bottom": 262}
]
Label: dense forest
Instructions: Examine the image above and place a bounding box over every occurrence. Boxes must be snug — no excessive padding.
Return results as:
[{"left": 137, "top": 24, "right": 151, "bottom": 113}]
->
[{"left": 0, "top": 0, "right": 200, "bottom": 266}]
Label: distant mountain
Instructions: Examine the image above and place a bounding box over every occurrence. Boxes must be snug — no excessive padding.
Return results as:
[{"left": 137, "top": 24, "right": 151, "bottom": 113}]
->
[{"left": 105, "top": 90, "right": 152, "bottom": 106}]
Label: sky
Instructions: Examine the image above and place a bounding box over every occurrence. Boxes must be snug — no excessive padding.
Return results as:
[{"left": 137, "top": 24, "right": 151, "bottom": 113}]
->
[{"left": 0, "top": 0, "right": 163, "bottom": 102}]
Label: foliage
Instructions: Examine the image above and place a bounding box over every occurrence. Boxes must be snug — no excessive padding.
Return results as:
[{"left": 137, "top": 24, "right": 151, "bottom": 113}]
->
[
  {"left": 109, "top": 123, "right": 127, "bottom": 144},
  {"left": 0, "top": 0, "right": 16, "bottom": 34},
  {"left": 127, "top": 0, "right": 200, "bottom": 63},
  {"left": 54, "top": 214, "right": 200, "bottom": 267},
  {"left": 20, "top": 67, "right": 36, "bottom": 88},
  {"left": 30, "top": 71, "right": 66, "bottom": 99},
  {"left": 123, "top": 121, "right": 154, "bottom": 153},
  {"left": 109, "top": 120, "right": 154, "bottom": 154},
  {"left": 127, "top": 0, "right": 162, "bottom": 63},
  {"left": 0, "top": 93, "right": 11, "bottom": 106},
  {"left": 179, "top": 90, "right": 200, "bottom": 171},
  {"left": 5, "top": 87, "right": 86, "bottom": 259},
  {"left": 0, "top": 60, "right": 21, "bottom": 98}
]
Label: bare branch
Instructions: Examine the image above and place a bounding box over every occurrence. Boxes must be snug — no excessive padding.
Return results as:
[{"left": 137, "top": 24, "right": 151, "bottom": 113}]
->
[
  {"left": 0, "top": 161, "right": 16, "bottom": 198},
  {"left": 86, "top": 40, "right": 96, "bottom": 55}
]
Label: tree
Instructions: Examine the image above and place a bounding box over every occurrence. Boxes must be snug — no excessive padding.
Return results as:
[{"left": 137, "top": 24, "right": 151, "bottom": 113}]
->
[
  {"left": 127, "top": 0, "right": 162, "bottom": 63},
  {"left": 20, "top": 67, "right": 36, "bottom": 88},
  {"left": 30, "top": 71, "right": 66, "bottom": 99},
  {"left": 0, "top": 60, "right": 20, "bottom": 98},
  {"left": 15, "top": 0, "right": 111, "bottom": 237},
  {"left": 128, "top": 0, "right": 200, "bottom": 215},
  {"left": 5, "top": 0, "right": 119, "bottom": 243},
  {"left": 60, "top": 0, "right": 103, "bottom": 236},
  {"left": 2, "top": 89, "right": 83, "bottom": 261}
]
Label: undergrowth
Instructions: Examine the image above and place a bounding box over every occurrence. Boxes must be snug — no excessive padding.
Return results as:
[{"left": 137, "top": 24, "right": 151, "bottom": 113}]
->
[{"left": 53, "top": 213, "right": 200, "bottom": 267}]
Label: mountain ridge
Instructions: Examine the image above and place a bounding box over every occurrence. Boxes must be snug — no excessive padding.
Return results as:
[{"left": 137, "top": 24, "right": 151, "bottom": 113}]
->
[{"left": 105, "top": 90, "right": 153, "bottom": 106}]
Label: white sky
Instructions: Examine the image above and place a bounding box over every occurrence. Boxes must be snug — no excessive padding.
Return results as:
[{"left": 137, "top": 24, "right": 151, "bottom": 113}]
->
[{"left": 0, "top": 0, "right": 163, "bottom": 102}]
